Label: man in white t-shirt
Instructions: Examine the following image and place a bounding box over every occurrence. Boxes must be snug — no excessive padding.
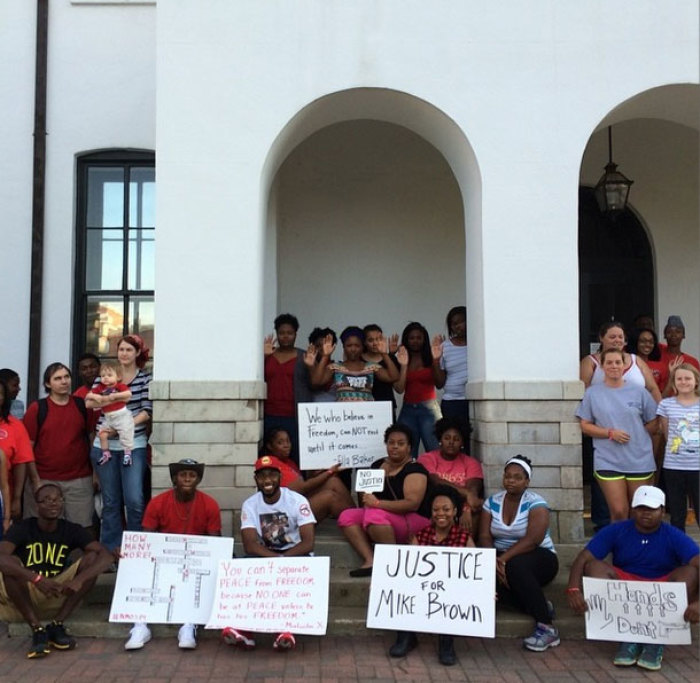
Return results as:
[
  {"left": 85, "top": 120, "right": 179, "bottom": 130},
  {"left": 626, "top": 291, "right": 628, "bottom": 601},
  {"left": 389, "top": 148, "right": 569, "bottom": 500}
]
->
[{"left": 222, "top": 455, "right": 316, "bottom": 652}]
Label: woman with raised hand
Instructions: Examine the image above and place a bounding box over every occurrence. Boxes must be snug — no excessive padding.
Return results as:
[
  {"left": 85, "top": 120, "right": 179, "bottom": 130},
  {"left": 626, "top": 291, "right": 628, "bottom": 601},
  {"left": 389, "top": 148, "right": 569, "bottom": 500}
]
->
[
  {"left": 263, "top": 313, "right": 313, "bottom": 464},
  {"left": 309, "top": 326, "right": 398, "bottom": 402},
  {"left": 395, "top": 322, "right": 443, "bottom": 458}
]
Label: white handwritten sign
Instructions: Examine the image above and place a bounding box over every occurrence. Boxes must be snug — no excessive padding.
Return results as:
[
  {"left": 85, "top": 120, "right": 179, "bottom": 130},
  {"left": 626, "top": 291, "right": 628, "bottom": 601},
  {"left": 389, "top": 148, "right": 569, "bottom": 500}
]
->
[
  {"left": 298, "top": 401, "right": 392, "bottom": 469},
  {"left": 366, "top": 544, "right": 496, "bottom": 637},
  {"left": 205, "top": 556, "right": 330, "bottom": 635},
  {"left": 583, "top": 577, "right": 691, "bottom": 645},
  {"left": 109, "top": 531, "right": 233, "bottom": 624},
  {"left": 355, "top": 469, "right": 386, "bottom": 493}
]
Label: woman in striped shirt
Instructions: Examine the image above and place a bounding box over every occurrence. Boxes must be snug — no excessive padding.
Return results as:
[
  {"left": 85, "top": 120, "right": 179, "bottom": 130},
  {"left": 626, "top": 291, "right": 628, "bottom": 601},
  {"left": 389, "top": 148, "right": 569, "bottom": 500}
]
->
[
  {"left": 479, "top": 455, "right": 559, "bottom": 652},
  {"left": 87, "top": 335, "right": 152, "bottom": 551}
]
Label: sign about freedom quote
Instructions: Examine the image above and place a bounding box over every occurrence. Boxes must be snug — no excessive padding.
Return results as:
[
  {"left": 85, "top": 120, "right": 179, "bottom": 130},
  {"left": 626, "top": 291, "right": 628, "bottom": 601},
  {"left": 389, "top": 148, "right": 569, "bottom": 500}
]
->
[
  {"left": 109, "top": 532, "right": 233, "bottom": 624},
  {"left": 366, "top": 545, "right": 496, "bottom": 638},
  {"left": 205, "top": 556, "right": 330, "bottom": 635},
  {"left": 583, "top": 577, "right": 691, "bottom": 645},
  {"left": 298, "top": 401, "right": 392, "bottom": 469}
]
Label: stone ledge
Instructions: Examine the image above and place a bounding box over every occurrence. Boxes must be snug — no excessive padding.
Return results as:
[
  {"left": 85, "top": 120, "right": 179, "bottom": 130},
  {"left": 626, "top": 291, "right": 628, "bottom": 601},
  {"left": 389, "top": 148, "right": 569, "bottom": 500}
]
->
[
  {"left": 467, "top": 381, "right": 585, "bottom": 402},
  {"left": 151, "top": 443, "right": 257, "bottom": 466},
  {"left": 153, "top": 400, "right": 259, "bottom": 422}
]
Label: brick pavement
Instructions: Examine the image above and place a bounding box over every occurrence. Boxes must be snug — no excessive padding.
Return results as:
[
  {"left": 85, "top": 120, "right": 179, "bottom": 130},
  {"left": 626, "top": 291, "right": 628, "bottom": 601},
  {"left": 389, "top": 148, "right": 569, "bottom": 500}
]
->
[{"left": 0, "top": 626, "right": 697, "bottom": 682}]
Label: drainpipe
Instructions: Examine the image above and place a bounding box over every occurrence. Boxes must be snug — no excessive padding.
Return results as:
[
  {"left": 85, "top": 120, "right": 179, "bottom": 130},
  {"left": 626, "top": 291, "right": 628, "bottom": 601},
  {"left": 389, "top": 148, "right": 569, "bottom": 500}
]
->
[{"left": 27, "top": 0, "right": 49, "bottom": 402}]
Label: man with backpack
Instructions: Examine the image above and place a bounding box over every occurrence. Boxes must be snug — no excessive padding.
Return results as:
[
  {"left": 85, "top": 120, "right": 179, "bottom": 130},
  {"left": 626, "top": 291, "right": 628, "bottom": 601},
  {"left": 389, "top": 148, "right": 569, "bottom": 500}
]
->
[{"left": 22, "top": 363, "right": 94, "bottom": 529}]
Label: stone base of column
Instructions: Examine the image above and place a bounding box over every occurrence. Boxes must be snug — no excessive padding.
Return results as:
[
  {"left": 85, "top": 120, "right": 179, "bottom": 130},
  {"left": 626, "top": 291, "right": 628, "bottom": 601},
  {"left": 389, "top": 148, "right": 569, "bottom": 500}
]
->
[
  {"left": 467, "top": 380, "right": 585, "bottom": 543},
  {"left": 149, "top": 380, "right": 265, "bottom": 537}
]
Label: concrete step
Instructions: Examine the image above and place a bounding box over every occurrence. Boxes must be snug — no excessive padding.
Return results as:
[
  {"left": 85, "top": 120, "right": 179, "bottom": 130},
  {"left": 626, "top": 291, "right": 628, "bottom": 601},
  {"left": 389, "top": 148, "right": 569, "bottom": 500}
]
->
[{"left": 6, "top": 601, "right": 587, "bottom": 640}]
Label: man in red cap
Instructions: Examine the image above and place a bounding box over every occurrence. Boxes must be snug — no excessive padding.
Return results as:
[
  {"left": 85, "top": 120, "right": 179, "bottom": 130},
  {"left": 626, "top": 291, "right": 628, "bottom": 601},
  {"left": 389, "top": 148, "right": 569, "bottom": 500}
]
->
[{"left": 222, "top": 455, "right": 315, "bottom": 652}]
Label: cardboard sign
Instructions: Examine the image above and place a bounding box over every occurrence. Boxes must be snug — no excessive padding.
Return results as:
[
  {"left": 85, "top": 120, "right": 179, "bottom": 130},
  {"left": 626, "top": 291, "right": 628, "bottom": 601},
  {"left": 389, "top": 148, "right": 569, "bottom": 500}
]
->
[
  {"left": 355, "top": 469, "right": 385, "bottom": 493},
  {"left": 583, "top": 577, "right": 691, "bottom": 645},
  {"left": 205, "top": 556, "right": 330, "bottom": 635},
  {"left": 298, "top": 401, "right": 392, "bottom": 469},
  {"left": 366, "top": 544, "right": 496, "bottom": 637},
  {"left": 109, "top": 531, "right": 233, "bottom": 624}
]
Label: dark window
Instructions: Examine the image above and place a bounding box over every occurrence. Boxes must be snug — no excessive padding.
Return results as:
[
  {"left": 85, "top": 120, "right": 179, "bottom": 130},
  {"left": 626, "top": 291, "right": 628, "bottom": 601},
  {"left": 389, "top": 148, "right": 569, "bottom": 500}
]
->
[{"left": 74, "top": 150, "right": 155, "bottom": 365}]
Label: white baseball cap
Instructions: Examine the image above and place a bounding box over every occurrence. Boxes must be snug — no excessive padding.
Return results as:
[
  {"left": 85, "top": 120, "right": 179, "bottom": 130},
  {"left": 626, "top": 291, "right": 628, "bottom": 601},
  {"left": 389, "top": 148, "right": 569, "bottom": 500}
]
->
[{"left": 631, "top": 485, "right": 665, "bottom": 509}]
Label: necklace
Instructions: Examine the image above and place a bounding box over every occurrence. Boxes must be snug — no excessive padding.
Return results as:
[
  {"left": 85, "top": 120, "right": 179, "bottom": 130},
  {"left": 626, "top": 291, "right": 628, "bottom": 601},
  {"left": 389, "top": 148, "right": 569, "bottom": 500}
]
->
[{"left": 172, "top": 491, "right": 195, "bottom": 532}]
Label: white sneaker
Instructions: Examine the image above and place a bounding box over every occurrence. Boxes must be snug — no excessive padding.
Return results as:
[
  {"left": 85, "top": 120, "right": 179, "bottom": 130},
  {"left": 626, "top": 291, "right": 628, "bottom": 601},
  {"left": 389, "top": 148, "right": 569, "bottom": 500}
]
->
[
  {"left": 178, "top": 623, "right": 197, "bottom": 650},
  {"left": 124, "top": 623, "right": 152, "bottom": 650}
]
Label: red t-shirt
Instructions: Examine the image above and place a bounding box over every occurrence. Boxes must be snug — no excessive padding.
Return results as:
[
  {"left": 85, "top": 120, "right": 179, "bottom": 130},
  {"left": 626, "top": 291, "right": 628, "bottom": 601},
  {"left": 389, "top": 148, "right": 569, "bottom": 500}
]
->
[
  {"left": 73, "top": 386, "right": 100, "bottom": 431},
  {"left": 660, "top": 349, "right": 700, "bottom": 372},
  {"left": 404, "top": 367, "right": 437, "bottom": 403},
  {"left": 0, "top": 416, "right": 34, "bottom": 500},
  {"left": 92, "top": 382, "right": 130, "bottom": 413},
  {"left": 417, "top": 450, "right": 484, "bottom": 487},
  {"left": 142, "top": 489, "right": 222, "bottom": 535},
  {"left": 23, "top": 399, "right": 91, "bottom": 481},
  {"left": 645, "top": 359, "right": 670, "bottom": 393},
  {"left": 264, "top": 355, "right": 296, "bottom": 416}
]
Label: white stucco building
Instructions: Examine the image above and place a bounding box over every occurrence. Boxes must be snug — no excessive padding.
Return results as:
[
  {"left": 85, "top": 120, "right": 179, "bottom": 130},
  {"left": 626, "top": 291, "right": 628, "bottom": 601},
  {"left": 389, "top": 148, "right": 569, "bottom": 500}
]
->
[{"left": 2, "top": 1, "right": 698, "bottom": 539}]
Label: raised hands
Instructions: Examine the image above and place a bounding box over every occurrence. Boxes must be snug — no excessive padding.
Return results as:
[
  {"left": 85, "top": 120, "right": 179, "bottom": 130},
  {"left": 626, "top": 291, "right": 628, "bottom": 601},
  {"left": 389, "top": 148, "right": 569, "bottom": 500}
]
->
[
  {"left": 431, "top": 334, "right": 445, "bottom": 360},
  {"left": 387, "top": 333, "right": 399, "bottom": 354},
  {"left": 396, "top": 346, "right": 409, "bottom": 366},
  {"left": 303, "top": 344, "right": 317, "bottom": 367},
  {"left": 321, "top": 334, "right": 336, "bottom": 358},
  {"left": 264, "top": 334, "right": 276, "bottom": 356}
]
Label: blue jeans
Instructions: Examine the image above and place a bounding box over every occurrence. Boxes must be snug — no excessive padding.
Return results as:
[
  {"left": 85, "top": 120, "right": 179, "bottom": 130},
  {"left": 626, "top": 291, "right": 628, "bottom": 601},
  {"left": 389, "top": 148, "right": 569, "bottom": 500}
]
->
[
  {"left": 91, "top": 446, "right": 147, "bottom": 550},
  {"left": 398, "top": 400, "right": 442, "bottom": 458}
]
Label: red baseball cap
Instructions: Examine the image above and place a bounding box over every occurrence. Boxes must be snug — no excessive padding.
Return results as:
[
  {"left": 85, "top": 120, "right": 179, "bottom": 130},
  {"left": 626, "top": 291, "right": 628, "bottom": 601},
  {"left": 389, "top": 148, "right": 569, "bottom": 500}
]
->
[{"left": 254, "top": 455, "right": 284, "bottom": 473}]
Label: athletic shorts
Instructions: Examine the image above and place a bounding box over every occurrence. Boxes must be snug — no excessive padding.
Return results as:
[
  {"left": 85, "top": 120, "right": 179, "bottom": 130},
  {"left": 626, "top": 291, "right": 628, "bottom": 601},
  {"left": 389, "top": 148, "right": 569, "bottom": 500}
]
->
[{"left": 594, "top": 470, "right": 654, "bottom": 482}]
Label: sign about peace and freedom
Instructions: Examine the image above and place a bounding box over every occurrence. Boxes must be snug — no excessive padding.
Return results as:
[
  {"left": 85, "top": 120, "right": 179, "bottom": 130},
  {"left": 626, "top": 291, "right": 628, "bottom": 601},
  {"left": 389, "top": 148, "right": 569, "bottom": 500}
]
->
[
  {"left": 205, "top": 556, "right": 330, "bottom": 635},
  {"left": 298, "top": 401, "right": 392, "bottom": 469},
  {"left": 109, "top": 531, "right": 233, "bottom": 624},
  {"left": 366, "top": 544, "right": 497, "bottom": 638},
  {"left": 583, "top": 577, "right": 691, "bottom": 645}
]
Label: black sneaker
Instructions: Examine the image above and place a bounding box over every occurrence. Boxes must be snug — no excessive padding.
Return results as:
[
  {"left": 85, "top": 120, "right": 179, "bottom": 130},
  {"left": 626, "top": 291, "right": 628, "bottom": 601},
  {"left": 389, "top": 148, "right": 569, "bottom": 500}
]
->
[
  {"left": 27, "top": 627, "right": 51, "bottom": 659},
  {"left": 46, "top": 621, "right": 76, "bottom": 650}
]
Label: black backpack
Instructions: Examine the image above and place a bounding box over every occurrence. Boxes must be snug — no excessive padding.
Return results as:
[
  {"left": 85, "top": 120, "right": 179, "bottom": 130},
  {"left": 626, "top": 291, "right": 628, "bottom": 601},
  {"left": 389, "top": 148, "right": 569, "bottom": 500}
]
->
[{"left": 34, "top": 396, "right": 89, "bottom": 448}]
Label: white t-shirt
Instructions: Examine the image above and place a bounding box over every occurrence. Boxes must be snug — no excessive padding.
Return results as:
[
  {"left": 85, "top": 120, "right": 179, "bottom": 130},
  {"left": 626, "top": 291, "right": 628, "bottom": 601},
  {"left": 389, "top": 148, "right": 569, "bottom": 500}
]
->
[
  {"left": 657, "top": 397, "right": 700, "bottom": 471},
  {"left": 240, "top": 487, "right": 316, "bottom": 551},
  {"left": 483, "top": 489, "right": 556, "bottom": 554},
  {"left": 440, "top": 339, "right": 468, "bottom": 401}
]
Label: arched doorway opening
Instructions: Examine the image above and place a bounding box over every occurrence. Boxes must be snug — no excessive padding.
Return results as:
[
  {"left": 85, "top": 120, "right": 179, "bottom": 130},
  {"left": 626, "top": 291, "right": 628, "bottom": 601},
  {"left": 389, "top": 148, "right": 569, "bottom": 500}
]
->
[{"left": 578, "top": 187, "right": 654, "bottom": 358}]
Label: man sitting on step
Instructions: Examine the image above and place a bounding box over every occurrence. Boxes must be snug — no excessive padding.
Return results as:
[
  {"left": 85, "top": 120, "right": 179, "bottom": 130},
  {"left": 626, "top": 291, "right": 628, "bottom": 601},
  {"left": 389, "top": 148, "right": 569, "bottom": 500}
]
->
[
  {"left": 567, "top": 485, "right": 699, "bottom": 672},
  {"left": 124, "top": 458, "right": 222, "bottom": 651},
  {"left": 0, "top": 483, "right": 114, "bottom": 659}
]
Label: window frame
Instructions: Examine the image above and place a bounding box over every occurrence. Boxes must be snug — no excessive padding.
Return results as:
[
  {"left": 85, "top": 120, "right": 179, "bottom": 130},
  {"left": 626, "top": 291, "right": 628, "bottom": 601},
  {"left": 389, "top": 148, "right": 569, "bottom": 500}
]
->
[{"left": 73, "top": 149, "right": 155, "bottom": 369}]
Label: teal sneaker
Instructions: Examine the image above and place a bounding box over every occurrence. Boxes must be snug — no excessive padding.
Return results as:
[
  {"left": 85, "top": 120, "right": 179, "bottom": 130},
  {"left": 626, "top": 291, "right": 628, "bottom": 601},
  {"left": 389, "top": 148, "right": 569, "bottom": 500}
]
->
[
  {"left": 613, "top": 642, "right": 642, "bottom": 666},
  {"left": 637, "top": 644, "right": 663, "bottom": 671}
]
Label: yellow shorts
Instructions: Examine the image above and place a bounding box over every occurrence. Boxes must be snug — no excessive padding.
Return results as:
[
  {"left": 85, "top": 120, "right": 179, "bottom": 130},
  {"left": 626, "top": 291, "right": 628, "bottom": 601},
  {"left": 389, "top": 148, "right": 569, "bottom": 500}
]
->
[{"left": 0, "top": 560, "right": 81, "bottom": 622}]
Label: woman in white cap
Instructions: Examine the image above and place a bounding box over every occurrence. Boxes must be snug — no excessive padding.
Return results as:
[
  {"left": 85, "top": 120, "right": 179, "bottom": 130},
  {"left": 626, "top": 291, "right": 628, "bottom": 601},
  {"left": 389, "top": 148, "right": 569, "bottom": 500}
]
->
[{"left": 479, "top": 454, "right": 559, "bottom": 652}]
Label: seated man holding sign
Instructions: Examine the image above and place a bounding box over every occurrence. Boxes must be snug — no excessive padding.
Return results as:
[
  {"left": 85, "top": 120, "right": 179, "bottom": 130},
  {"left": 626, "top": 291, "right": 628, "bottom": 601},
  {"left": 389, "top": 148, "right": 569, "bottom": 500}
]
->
[
  {"left": 124, "top": 459, "right": 222, "bottom": 651},
  {"left": 567, "top": 485, "right": 699, "bottom": 671},
  {"left": 0, "top": 483, "right": 114, "bottom": 659},
  {"left": 222, "top": 455, "right": 316, "bottom": 652}
]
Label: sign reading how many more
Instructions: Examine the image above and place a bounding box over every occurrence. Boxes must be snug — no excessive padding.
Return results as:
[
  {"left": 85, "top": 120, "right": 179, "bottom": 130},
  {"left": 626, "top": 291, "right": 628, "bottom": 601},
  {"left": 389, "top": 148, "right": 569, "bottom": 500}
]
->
[
  {"left": 583, "top": 577, "right": 691, "bottom": 645},
  {"left": 367, "top": 545, "right": 497, "bottom": 638},
  {"left": 109, "top": 532, "right": 234, "bottom": 624},
  {"left": 298, "top": 401, "right": 393, "bottom": 469},
  {"left": 205, "top": 556, "right": 330, "bottom": 635}
]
